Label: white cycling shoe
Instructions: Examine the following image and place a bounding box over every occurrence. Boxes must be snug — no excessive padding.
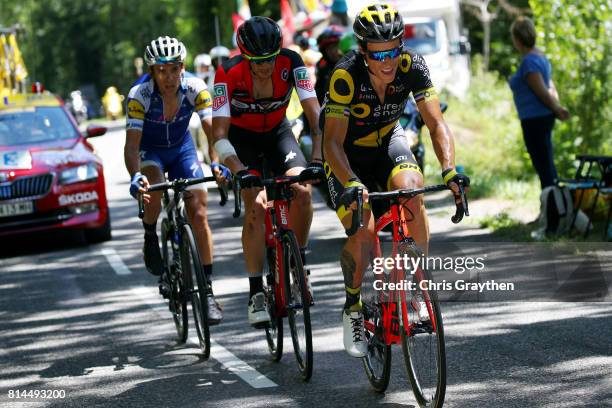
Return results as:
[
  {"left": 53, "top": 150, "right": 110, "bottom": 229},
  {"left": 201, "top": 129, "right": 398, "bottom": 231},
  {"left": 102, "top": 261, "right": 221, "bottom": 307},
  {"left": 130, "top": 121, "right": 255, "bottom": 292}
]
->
[
  {"left": 248, "top": 292, "right": 270, "bottom": 328},
  {"left": 343, "top": 309, "right": 367, "bottom": 358}
]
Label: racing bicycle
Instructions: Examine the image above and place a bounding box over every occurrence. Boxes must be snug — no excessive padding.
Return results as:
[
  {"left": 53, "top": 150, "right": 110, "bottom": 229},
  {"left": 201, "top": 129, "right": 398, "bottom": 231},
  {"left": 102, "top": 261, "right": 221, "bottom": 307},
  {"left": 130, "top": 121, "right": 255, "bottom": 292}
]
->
[
  {"left": 233, "top": 166, "right": 325, "bottom": 381},
  {"left": 345, "top": 182, "right": 468, "bottom": 407},
  {"left": 138, "top": 175, "right": 227, "bottom": 359}
]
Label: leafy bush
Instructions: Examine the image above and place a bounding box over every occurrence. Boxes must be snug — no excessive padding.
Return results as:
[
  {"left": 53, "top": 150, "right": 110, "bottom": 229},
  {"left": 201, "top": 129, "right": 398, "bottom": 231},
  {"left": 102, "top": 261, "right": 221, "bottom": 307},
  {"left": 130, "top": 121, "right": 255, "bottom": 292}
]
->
[
  {"left": 424, "top": 55, "right": 534, "bottom": 198},
  {"left": 530, "top": 0, "right": 612, "bottom": 174}
]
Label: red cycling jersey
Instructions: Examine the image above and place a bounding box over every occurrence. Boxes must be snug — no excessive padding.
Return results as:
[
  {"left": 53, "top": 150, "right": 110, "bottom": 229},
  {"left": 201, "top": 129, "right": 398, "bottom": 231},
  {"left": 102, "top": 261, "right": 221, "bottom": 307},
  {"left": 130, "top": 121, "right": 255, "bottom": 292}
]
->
[{"left": 212, "top": 48, "right": 316, "bottom": 133}]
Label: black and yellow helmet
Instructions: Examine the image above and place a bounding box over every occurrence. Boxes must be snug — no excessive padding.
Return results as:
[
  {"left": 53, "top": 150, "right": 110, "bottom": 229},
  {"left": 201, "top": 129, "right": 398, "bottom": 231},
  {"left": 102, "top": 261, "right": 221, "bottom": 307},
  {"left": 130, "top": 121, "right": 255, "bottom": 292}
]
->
[{"left": 353, "top": 3, "right": 404, "bottom": 46}]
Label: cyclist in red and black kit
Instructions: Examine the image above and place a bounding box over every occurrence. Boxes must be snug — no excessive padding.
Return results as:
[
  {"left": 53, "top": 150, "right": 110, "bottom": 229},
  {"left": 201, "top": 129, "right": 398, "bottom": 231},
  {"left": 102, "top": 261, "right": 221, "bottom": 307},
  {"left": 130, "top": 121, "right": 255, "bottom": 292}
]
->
[{"left": 211, "top": 17, "right": 323, "bottom": 327}]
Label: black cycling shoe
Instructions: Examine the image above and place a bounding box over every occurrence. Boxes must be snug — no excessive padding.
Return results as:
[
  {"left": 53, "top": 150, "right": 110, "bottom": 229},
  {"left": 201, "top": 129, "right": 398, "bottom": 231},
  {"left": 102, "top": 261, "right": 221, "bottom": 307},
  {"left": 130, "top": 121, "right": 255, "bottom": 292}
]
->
[
  {"left": 207, "top": 293, "right": 223, "bottom": 325},
  {"left": 143, "top": 233, "right": 163, "bottom": 276}
]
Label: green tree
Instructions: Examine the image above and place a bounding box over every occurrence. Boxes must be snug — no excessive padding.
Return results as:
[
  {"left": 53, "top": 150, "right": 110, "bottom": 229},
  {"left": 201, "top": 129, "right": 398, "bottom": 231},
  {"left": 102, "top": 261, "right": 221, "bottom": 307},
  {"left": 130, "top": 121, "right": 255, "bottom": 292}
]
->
[
  {"left": 461, "top": 0, "right": 531, "bottom": 77},
  {"left": 530, "top": 0, "right": 612, "bottom": 172}
]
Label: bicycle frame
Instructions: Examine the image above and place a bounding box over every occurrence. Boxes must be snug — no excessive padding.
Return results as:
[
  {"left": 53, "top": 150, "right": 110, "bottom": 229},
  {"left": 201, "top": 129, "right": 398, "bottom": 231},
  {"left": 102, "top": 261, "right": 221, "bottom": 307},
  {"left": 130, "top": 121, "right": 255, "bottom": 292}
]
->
[
  {"left": 370, "top": 200, "right": 437, "bottom": 346},
  {"left": 264, "top": 184, "right": 293, "bottom": 319}
]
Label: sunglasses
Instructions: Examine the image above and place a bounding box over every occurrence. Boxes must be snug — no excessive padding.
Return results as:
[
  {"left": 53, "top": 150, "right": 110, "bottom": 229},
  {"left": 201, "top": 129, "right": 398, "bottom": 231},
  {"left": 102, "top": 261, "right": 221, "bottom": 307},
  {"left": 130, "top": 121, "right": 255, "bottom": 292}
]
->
[
  {"left": 243, "top": 50, "right": 280, "bottom": 64},
  {"left": 366, "top": 46, "right": 402, "bottom": 62}
]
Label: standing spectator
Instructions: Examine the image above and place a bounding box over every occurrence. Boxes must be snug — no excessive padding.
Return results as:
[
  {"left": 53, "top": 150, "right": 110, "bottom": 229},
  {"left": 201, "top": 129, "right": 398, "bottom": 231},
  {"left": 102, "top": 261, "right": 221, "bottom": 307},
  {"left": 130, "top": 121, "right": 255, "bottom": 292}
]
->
[
  {"left": 330, "top": 0, "right": 349, "bottom": 27},
  {"left": 509, "top": 16, "right": 569, "bottom": 190},
  {"left": 194, "top": 53, "right": 213, "bottom": 84},
  {"left": 315, "top": 25, "right": 344, "bottom": 105},
  {"left": 208, "top": 46, "right": 231, "bottom": 88}
]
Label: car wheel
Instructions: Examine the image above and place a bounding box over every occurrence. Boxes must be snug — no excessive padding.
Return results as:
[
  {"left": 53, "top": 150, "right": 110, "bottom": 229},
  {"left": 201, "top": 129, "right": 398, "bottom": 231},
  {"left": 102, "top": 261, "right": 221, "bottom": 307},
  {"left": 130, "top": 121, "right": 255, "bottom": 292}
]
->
[{"left": 85, "top": 213, "right": 112, "bottom": 243}]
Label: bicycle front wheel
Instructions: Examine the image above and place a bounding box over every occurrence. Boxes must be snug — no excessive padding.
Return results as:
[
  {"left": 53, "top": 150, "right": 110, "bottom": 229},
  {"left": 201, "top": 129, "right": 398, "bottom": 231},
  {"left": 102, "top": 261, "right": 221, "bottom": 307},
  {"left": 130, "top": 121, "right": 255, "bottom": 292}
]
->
[
  {"left": 265, "top": 248, "right": 283, "bottom": 362},
  {"left": 161, "top": 218, "right": 188, "bottom": 343},
  {"left": 400, "top": 242, "right": 446, "bottom": 408},
  {"left": 361, "top": 261, "right": 391, "bottom": 393},
  {"left": 282, "top": 231, "right": 313, "bottom": 381},
  {"left": 181, "top": 224, "right": 210, "bottom": 359}
]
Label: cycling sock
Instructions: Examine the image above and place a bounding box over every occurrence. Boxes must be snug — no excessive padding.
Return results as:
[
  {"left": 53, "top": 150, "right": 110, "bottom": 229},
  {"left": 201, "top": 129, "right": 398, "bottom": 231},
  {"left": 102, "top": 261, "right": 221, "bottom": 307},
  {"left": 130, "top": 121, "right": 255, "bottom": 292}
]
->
[
  {"left": 249, "top": 276, "right": 264, "bottom": 297},
  {"left": 203, "top": 264, "right": 213, "bottom": 293},
  {"left": 344, "top": 286, "right": 362, "bottom": 312},
  {"left": 143, "top": 221, "right": 157, "bottom": 236}
]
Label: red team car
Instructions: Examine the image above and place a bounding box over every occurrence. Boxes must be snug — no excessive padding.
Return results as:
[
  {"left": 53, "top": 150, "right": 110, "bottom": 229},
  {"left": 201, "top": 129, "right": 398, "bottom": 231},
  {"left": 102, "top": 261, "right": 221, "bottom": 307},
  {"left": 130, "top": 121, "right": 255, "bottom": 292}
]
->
[{"left": 0, "top": 92, "right": 111, "bottom": 242}]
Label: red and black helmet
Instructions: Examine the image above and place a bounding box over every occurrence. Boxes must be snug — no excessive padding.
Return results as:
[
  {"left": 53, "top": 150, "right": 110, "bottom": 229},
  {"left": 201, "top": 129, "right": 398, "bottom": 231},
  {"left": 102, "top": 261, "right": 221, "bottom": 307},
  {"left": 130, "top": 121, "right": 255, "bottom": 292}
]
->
[
  {"left": 237, "top": 16, "right": 283, "bottom": 58},
  {"left": 316, "top": 25, "right": 344, "bottom": 52}
]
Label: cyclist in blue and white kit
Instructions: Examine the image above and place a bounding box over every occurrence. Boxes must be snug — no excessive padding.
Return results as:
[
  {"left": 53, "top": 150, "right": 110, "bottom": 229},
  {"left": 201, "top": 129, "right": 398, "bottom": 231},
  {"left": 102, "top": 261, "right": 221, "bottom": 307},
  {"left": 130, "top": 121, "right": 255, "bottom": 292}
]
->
[{"left": 124, "top": 36, "right": 227, "bottom": 323}]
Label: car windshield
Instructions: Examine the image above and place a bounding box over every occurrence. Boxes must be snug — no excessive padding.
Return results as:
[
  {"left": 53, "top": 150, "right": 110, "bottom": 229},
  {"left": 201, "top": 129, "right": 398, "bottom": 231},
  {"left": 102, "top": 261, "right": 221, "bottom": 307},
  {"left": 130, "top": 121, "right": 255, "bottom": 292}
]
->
[
  {"left": 403, "top": 22, "right": 440, "bottom": 55},
  {"left": 0, "top": 106, "right": 78, "bottom": 146}
]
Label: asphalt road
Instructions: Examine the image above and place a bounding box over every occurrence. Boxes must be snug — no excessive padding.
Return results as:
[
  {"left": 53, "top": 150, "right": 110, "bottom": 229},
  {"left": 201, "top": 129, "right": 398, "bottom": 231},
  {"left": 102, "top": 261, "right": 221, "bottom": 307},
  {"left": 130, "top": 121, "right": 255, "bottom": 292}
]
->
[{"left": 1, "top": 123, "right": 611, "bottom": 408}]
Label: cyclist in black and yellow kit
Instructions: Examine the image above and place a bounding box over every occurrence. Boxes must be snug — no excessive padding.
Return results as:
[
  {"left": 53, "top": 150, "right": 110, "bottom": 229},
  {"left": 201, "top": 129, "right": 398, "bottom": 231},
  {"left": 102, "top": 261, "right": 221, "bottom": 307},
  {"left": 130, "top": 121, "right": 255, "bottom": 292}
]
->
[{"left": 321, "top": 4, "right": 470, "bottom": 358}]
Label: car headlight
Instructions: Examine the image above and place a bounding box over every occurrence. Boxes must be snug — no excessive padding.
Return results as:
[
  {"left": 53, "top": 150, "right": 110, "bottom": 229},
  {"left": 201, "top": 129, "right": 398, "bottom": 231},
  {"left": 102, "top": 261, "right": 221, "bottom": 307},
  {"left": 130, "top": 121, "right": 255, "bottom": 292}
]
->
[{"left": 59, "top": 163, "right": 99, "bottom": 185}]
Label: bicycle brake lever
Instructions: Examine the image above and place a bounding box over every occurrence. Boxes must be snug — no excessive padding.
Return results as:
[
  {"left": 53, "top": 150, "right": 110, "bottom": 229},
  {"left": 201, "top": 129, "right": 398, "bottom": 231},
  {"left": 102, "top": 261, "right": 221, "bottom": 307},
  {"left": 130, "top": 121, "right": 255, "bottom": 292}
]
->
[
  {"left": 451, "top": 183, "right": 468, "bottom": 223},
  {"left": 219, "top": 182, "right": 228, "bottom": 206},
  {"left": 232, "top": 181, "right": 242, "bottom": 218},
  {"left": 137, "top": 192, "right": 145, "bottom": 219}
]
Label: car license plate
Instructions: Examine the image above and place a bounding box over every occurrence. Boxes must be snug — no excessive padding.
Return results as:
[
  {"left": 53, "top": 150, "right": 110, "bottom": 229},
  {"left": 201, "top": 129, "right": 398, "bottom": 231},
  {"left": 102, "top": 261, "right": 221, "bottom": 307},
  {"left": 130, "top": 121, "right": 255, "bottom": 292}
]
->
[
  {"left": 0, "top": 151, "right": 32, "bottom": 170},
  {"left": 0, "top": 201, "right": 34, "bottom": 217}
]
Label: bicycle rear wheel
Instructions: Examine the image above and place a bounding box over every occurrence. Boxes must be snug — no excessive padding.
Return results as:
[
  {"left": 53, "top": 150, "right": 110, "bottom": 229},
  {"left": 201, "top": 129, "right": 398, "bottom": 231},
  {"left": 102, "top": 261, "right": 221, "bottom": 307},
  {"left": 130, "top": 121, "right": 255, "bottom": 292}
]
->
[
  {"left": 264, "top": 248, "right": 283, "bottom": 361},
  {"left": 400, "top": 241, "right": 446, "bottom": 408},
  {"left": 361, "top": 262, "right": 392, "bottom": 392},
  {"left": 161, "top": 218, "right": 188, "bottom": 343},
  {"left": 282, "top": 231, "right": 313, "bottom": 381},
  {"left": 181, "top": 224, "right": 210, "bottom": 359}
]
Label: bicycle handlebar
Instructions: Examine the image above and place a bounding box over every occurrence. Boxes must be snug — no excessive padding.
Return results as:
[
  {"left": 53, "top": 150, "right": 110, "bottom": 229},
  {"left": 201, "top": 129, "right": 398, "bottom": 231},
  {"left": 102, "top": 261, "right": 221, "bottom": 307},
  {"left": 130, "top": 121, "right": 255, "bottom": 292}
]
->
[
  {"left": 137, "top": 175, "right": 231, "bottom": 219},
  {"left": 343, "top": 182, "right": 469, "bottom": 235},
  {"left": 231, "top": 167, "right": 325, "bottom": 218}
]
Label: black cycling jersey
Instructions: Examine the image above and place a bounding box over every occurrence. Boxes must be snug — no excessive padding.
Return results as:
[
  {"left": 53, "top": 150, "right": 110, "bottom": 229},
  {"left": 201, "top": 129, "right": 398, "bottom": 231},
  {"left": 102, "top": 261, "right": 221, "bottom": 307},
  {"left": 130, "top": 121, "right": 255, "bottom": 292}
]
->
[{"left": 320, "top": 49, "right": 437, "bottom": 147}]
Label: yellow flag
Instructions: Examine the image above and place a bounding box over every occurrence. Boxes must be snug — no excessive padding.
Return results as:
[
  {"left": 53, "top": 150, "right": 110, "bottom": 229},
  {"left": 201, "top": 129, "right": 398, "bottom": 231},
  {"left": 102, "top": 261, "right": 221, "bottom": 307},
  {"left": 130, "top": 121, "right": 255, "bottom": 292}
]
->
[
  {"left": 0, "top": 35, "right": 13, "bottom": 92},
  {"left": 8, "top": 34, "right": 28, "bottom": 82}
]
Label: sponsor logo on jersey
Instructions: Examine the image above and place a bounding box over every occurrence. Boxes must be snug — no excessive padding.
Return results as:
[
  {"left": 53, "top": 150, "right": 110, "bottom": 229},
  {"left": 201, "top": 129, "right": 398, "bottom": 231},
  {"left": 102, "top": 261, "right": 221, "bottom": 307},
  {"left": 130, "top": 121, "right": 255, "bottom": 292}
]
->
[
  {"left": 127, "top": 99, "right": 145, "bottom": 120},
  {"left": 195, "top": 90, "right": 212, "bottom": 110},
  {"left": 294, "top": 67, "right": 314, "bottom": 92},
  {"left": 59, "top": 191, "right": 99, "bottom": 206},
  {"left": 139, "top": 85, "right": 152, "bottom": 100},
  {"left": 358, "top": 93, "right": 377, "bottom": 100},
  {"left": 231, "top": 92, "right": 291, "bottom": 114},
  {"left": 281, "top": 68, "right": 289, "bottom": 81},
  {"left": 213, "top": 84, "right": 228, "bottom": 110}
]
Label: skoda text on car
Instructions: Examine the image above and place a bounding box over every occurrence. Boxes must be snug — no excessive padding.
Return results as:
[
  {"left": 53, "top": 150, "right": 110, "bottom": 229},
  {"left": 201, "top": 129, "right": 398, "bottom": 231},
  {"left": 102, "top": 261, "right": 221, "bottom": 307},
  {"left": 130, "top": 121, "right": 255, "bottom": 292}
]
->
[{"left": 0, "top": 92, "right": 111, "bottom": 242}]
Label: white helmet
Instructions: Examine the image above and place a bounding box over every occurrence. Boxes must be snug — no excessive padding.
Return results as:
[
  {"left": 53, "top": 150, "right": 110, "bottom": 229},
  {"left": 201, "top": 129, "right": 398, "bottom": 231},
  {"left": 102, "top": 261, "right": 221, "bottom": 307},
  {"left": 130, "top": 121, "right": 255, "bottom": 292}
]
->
[
  {"left": 194, "top": 53, "right": 212, "bottom": 67},
  {"left": 144, "top": 36, "right": 187, "bottom": 66},
  {"left": 209, "top": 45, "right": 230, "bottom": 60}
]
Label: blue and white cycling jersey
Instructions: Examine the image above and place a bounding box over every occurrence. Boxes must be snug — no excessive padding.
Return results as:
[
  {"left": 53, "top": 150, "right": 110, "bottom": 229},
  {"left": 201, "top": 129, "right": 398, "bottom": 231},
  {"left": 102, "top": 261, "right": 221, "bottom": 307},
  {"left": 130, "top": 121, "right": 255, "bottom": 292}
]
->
[{"left": 126, "top": 72, "right": 212, "bottom": 149}]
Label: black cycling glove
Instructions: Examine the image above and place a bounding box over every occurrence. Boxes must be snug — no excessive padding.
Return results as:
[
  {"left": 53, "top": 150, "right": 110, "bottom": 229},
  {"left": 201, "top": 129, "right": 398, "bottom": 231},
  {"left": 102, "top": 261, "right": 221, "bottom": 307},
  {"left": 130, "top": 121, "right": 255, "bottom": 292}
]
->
[
  {"left": 442, "top": 167, "right": 470, "bottom": 191},
  {"left": 339, "top": 178, "right": 366, "bottom": 209}
]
